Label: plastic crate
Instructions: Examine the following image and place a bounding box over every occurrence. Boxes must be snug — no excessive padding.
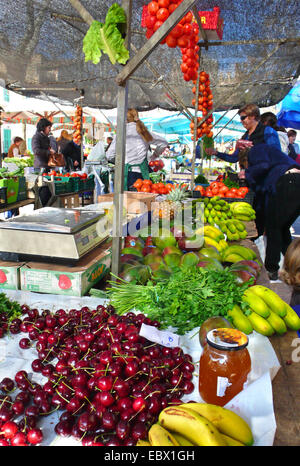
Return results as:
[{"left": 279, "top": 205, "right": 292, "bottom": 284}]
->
[
  {"left": 69, "top": 177, "right": 82, "bottom": 192},
  {"left": 54, "top": 179, "right": 74, "bottom": 195},
  {"left": 81, "top": 175, "right": 95, "bottom": 192},
  {"left": 17, "top": 176, "right": 27, "bottom": 202},
  {"left": 0, "top": 187, "right": 7, "bottom": 207}
]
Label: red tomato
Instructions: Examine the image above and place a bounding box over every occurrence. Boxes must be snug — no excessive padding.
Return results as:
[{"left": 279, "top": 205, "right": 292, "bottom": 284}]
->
[
  {"left": 156, "top": 7, "right": 169, "bottom": 21},
  {"left": 177, "top": 36, "right": 188, "bottom": 48},
  {"left": 165, "top": 34, "right": 177, "bottom": 47},
  {"left": 183, "top": 23, "right": 193, "bottom": 35},
  {"left": 146, "top": 29, "right": 154, "bottom": 39},
  {"left": 148, "top": 1, "right": 159, "bottom": 15},
  {"left": 153, "top": 20, "right": 163, "bottom": 31},
  {"left": 211, "top": 187, "right": 219, "bottom": 196},
  {"left": 145, "top": 14, "right": 157, "bottom": 29},
  {"left": 225, "top": 191, "right": 235, "bottom": 198},
  {"left": 169, "top": 23, "right": 183, "bottom": 38},
  {"left": 180, "top": 62, "right": 189, "bottom": 74},
  {"left": 141, "top": 186, "right": 151, "bottom": 193},
  {"left": 205, "top": 189, "right": 213, "bottom": 197},
  {"left": 158, "top": 0, "right": 169, "bottom": 7},
  {"left": 168, "top": 4, "right": 177, "bottom": 14}
]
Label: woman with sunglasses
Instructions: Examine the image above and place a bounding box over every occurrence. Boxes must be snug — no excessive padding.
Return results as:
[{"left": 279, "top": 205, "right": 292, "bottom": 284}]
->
[{"left": 205, "top": 103, "right": 281, "bottom": 237}]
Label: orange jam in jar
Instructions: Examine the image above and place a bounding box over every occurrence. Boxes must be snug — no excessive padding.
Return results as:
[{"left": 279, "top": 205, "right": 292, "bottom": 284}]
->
[{"left": 198, "top": 328, "right": 251, "bottom": 406}]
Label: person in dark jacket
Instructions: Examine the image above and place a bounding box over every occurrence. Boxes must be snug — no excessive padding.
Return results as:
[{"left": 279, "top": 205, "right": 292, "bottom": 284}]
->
[
  {"left": 238, "top": 144, "right": 300, "bottom": 280},
  {"left": 62, "top": 139, "right": 82, "bottom": 171},
  {"left": 32, "top": 118, "right": 55, "bottom": 171}
]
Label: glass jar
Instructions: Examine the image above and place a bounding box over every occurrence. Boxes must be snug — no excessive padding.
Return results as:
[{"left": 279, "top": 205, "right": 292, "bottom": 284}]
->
[{"left": 198, "top": 328, "right": 251, "bottom": 406}]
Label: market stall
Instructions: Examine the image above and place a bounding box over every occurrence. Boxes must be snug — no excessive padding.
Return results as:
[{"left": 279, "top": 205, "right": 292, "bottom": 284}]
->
[{"left": 0, "top": 0, "right": 299, "bottom": 450}]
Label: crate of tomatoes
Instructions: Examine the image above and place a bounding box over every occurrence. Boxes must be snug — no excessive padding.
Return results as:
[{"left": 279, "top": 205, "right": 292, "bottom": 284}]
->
[
  {"left": 193, "top": 180, "right": 254, "bottom": 205},
  {"left": 131, "top": 178, "right": 179, "bottom": 195}
]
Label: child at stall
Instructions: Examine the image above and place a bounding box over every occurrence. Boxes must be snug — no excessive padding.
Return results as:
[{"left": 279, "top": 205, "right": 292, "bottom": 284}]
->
[{"left": 279, "top": 238, "right": 300, "bottom": 306}]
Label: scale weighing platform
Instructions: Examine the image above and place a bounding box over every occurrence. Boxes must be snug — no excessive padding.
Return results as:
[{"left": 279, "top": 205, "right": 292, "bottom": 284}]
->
[{"left": 0, "top": 207, "right": 108, "bottom": 264}]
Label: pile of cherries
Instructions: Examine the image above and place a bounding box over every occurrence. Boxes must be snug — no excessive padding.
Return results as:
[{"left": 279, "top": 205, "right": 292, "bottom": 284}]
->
[
  {"left": 0, "top": 303, "right": 195, "bottom": 446},
  {"left": 143, "top": 0, "right": 200, "bottom": 82}
]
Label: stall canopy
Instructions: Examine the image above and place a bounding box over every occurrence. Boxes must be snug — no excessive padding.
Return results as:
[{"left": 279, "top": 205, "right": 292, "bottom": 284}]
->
[
  {"left": 276, "top": 80, "right": 300, "bottom": 130},
  {"left": 0, "top": 0, "right": 299, "bottom": 112}
]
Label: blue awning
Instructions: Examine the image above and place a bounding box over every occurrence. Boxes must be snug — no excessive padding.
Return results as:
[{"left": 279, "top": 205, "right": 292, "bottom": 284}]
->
[{"left": 277, "top": 81, "right": 300, "bottom": 129}]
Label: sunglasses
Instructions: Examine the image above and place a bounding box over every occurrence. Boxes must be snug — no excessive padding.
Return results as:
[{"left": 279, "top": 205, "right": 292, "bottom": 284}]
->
[{"left": 240, "top": 115, "right": 248, "bottom": 121}]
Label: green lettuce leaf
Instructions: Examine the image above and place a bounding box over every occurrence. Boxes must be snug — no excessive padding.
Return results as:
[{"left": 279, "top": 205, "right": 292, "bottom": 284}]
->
[{"left": 83, "top": 3, "right": 129, "bottom": 66}]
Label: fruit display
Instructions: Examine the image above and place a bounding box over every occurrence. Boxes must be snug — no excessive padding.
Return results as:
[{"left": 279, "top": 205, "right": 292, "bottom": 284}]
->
[
  {"left": 195, "top": 181, "right": 250, "bottom": 199},
  {"left": 228, "top": 285, "right": 300, "bottom": 336},
  {"left": 0, "top": 303, "right": 195, "bottom": 446},
  {"left": 138, "top": 402, "right": 253, "bottom": 446},
  {"left": 152, "top": 185, "right": 190, "bottom": 220},
  {"left": 72, "top": 105, "right": 82, "bottom": 145},
  {"left": 133, "top": 178, "right": 174, "bottom": 194}
]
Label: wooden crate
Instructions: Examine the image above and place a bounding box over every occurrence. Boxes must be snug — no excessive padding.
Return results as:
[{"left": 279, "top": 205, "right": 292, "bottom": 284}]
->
[
  {"left": 59, "top": 193, "right": 80, "bottom": 208},
  {"left": 97, "top": 192, "right": 158, "bottom": 214}
]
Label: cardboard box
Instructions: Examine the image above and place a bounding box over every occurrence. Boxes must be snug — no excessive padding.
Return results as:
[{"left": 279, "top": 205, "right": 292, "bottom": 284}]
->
[
  {"left": 97, "top": 192, "right": 158, "bottom": 214},
  {"left": 20, "top": 242, "right": 112, "bottom": 297},
  {"left": 0, "top": 261, "right": 22, "bottom": 290}
]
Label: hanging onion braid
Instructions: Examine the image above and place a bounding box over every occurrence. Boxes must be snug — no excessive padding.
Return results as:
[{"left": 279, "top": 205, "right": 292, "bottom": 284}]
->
[{"left": 127, "top": 108, "right": 153, "bottom": 143}]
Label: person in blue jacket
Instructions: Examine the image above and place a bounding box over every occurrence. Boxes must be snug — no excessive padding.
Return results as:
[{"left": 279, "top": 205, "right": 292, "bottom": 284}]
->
[
  {"left": 238, "top": 144, "right": 300, "bottom": 280},
  {"left": 206, "top": 103, "right": 282, "bottom": 237}
]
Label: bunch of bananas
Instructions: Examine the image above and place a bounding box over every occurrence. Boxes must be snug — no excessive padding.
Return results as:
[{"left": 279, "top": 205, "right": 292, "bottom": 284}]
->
[
  {"left": 221, "top": 244, "right": 257, "bottom": 263},
  {"left": 217, "top": 218, "right": 248, "bottom": 241},
  {"left": 230, "top": 202, "right": 256, "bottom": 222},
  {"left": 137, "top": 403, "right": 254, "bottom": 446},
  {"left": 201, "top": 225, "right": 229, "bottom": 253},
  {"left": 227, "top": 285, "right": 300, "bottom": 336},
  {"left": 202, "top": 196, "right": 233, "bottom": 225}
]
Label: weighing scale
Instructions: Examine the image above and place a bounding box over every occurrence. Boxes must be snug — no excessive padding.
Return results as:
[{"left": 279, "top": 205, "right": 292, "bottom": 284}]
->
[{"left": 0, "top": 207, "right": 109, "bottom": 264}]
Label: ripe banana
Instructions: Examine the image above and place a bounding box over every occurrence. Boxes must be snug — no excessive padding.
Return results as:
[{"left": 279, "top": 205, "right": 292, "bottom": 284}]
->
[
  {"left": 171, "top": 432, "right": 195, "bottom": 446},
  {"left": 221, "top": 434, "right": 245, "bottom": 446},
  {"left": 158, "top": 406, "right": 227, "bottom": 446},
  {"left": 222, "top": 253, "right": 246, "bottom": 263},
  {"left": 247, "top": 310, "right": 275, "bottom": 336},
  {"left": 218, "top": 239, "right": 228, "bottom": 251},
  {"left": 234, "top": 214, "right": 254, "bottom": 222},
  {"left": 223, "top": 245, "right": 256, "bottom": 261},
  {"left": 266, "top": 309, "right": 287, "bottom": 335},
  {"left": 242, "top": 290, "right": 270, "bottom": 318},
  {"left": 148, "top": 423, "right": 180, "bottom": 447},
  {"left": 283, "top": 303, "right": 300, "bottom": 331},
  {"left": 227, "top": 304, "right": 253, "bottom": 335},
  {"left": 249, "top": 285, "right": 287, "bottom": 318},
  {"left": 136, "top": 439, "right": 151, "bottom": 446},
  {"left": 203, "top": 225, "right": 224, "bottom": 242},
  {"left": 179, "top": 403, "right": 254, "bottom": 446},
  {"left": 203, "top": 236, "right": 223, "bottom": 252}
]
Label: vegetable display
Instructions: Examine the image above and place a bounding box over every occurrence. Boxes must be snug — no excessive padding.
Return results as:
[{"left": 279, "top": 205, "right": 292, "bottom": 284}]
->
[{"left": 83, "top": 3, "right": 130, "bottom": 65}]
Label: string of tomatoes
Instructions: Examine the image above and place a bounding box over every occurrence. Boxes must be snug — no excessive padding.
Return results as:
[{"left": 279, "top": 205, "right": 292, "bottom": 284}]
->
[
  {"left": 143, "top": 0, "right": 200, "bottom": 82},
  {"left": 190, "top": 71, "right": 214, "bottom": 141},
  {"left": 72, "top": 105, "right": 82, "bottom": 145}
]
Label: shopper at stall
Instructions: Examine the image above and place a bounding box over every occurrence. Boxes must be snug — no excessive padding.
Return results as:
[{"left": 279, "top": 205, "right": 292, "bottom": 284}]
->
[
  {"left": 32, "top": 118, "right": 55, "bottom": 171},
  {"left": 106, "top": 108, "right": 168, "bottom": 190},
  {"left": 7, "top": 137, "right": 24, "bottom": 158},
  {"left": 205, "top": 103, "right": 282, "bottom": 237},
  {"left": 57, "top": 130, "right": 72, "bottom": 153},
  {"left": 62, "top": 137, "right": 82, "bottom": 171},
  {"left": 260, "top": 112, "right": 289, "bottom": 154},
  {"left": 279, "top": 238, "right": 300, "bottom": 306},
  {"left": 288, "top": 129, "right": 300, "bottom": 157},
  {"left": 84, "top": 140, "right": 110, "bottom": 194},
  {"left": 105, "top": 136, "right": 113, "bottom": 153},
  {"left": 238, "top": 143, "right": 300, "bottom": 281}
]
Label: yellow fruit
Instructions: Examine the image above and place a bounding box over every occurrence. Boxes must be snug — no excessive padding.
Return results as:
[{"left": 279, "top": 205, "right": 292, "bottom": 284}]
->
[
  {"left": 221, "top": 434, "right": 245, "bottom": 446},
  {"left": 178, "top": 402, "right": 254, "bottom": 446},
  {"left": 266, "top": 309, "right": 287, "bottom": 335},
  {"left": 158, "top": 406, "right": 227, "bottom": 446},
  {"left": 249, "top": 285, "right": 287, "bottom": 317},
  {"left": 247, "top": 311, "right": 275, "bottom": 336},
  {"left": 283, "top": 303, "right": 300, "bottom": 331},
  {"left": 203, "top": 236, "right": 222, "bottom": 252},
  {"left": 148, "top": 424, "right": 180, "bottom": 447},
  {"left": 223, "top": 244, "right": 256, "bottom": 261},
  {"left": 242, "top": 290, "right": 270, "bottom": 318},
  {"left": 227, "top": 304, "right": 253, "bottom": 334},
  {"left": 136, "top": 439, "right": 151, "bottom": 446},
  {"left": 223, "top": 253, "right": 245, "bottom": 263},
  {"left": 171, "top": 432, "right": 195, "bottom": 446}
]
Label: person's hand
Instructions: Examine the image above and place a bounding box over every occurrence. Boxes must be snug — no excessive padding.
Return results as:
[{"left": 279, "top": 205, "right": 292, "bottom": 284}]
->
[
  {"left": 74, "top": 161, "right": 79, "bottom": 167},
  {"left": 49, "top": 148, "right": 55, "bottom": 155},
  {"left": 205, "top": 148, "right": 217, "bottom": 156},
  {"left": 238, "top": 169, "right": 246, "bottom": 179}
]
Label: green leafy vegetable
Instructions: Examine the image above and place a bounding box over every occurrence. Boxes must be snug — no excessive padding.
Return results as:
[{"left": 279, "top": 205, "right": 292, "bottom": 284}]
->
[
  {"left": 83, "top": 4, "right": 129, "bottom": 65},
  {"left": 106, "top": 267, "right": 250, "bottom": 335}
]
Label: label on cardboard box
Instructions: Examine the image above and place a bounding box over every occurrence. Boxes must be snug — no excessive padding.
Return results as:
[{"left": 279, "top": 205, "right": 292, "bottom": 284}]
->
[
  {"left": 0, "top": 264, "right": 20, "bottom": 290},
  {"left": 20, "top": 245, "right": 111, "bottom": 297}
]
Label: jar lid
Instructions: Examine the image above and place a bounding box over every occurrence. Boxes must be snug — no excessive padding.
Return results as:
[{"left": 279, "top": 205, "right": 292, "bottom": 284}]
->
[{"left": 206, "top": 328, "right": 249, "bottom": 351}]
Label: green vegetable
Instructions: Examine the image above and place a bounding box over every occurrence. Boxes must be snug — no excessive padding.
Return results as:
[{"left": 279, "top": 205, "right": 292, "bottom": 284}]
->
[
  {"left": 83, "top": 4, "right": 129, "bottom": 65},
  {"left": 106, "top": 267, "right": 249, "bottom": 335},
  {"left": 0, "top": 292, "right": 23, "bottom": 326}
]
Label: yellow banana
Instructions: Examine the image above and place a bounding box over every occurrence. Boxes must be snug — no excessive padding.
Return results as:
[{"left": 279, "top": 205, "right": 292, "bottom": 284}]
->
[
  {"left": 171, "top": 432, "right": 195, "bottom": 446},
  {"left": 203, "top": 236, "right": 223, "bottom": 252},
  {"left": 227, "top": 304, "right": 253, "bottom": 334},
  {"left": 223, "top": 245, "right": 256, "bottom": 261},
  {"left": 242, "top": 290, "right": 270, "bottom": 318},
  {"left": 218, "top": 239, "right": 228, "bottom": 251},
  {"left": 148, "top": 424, "right": 180, "bottom": 447},
  {"left": 158, "top": 406, "right": 227, "bottom": 446},
  {"left": 249, "top": 285, "right": 287, "bottom": 317},
  {"left": 136, "top": 439, "right": 151, "bottom": 446},
  {"left": 221, "top": 434, "right": 245, "bottom": 446},
  {"left": 179, "top": 402, "right": 253, "bottom": 446},
  {"left": 234, "top": 215, "right": 253, "bottom": 222},
  {"left": 247, "top": 311, "right": 275, "bottom": 336},
  {"left": 283, "top": 303, "right": 300, "bottom": 331},
  {"left": 266, "top": 309, "right": 287, "bottom": 335},
  {"left": 222, "top": 253, "right": 245, "bottom": 263},
  {"left": 203, "top": 225, "right": 224, "bottom": 241}
]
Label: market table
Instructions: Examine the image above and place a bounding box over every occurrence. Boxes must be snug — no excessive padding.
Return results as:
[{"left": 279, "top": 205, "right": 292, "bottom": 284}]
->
[{"left": 0, "top": 199, "right": 35, "bottom": 215}]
